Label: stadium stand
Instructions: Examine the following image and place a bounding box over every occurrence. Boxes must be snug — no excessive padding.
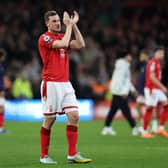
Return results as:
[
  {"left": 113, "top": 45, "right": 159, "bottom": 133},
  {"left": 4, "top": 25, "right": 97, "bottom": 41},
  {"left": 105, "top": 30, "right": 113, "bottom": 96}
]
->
[{"left": 0, "top": 0, "right": 167, "bottom": 99}]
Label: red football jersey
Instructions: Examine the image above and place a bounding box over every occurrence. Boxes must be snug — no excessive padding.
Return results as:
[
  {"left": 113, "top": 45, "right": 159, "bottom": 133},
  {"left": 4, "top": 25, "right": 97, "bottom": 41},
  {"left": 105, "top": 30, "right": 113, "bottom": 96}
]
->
[
  {"left": 145, "top": 58, "right": 161, "bottom": 89},
  {"left": 38, "top": 32, "right": 69, "bottom": 82}
]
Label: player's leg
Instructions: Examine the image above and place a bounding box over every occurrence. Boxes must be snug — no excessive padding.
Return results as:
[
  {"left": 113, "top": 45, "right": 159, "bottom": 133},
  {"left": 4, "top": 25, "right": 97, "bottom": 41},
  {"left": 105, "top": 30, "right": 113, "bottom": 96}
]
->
[
  {"left": 141, "top": 90, "right": 156, "bottom": 138},
  {"left": 40, "top": 117, "right": 57, "bottom": 164},
  {"left": 141, "top": 106, "right": 155, "bottom": 138},
  {"left": 156, "top": 90, "right": 168, "bottom": 137},
  {"left": 136, "top": 102, "right": 143, "bottom": 119},
  {"left": 136, "top": 102, "right": 144, "bottom": 133},
  {"left": 136, "top": 96, "right": 145, "bottom": 133},
  {"left": 66, "top": 111, "right": 79, "bottom": 158},
  {"left": 159, "top": 104, "right": 168, "bottom": 129},
  {"left": 102, "top": 95, "right": 119, "bottom": 135},
  {"left": 150, "top": 107, "right": 158, "bottom": 133},
  {"left": 136, "top": 95, "right": 145, "bottom": 119},
  {"left": 63, "top": 82, "right": 92, "bottom": 163},
  {"left": 156, "top": 104, "right": 168, "bottom": 138},
  {"left": 66, "top": 110, "right": 79, "bottom": 157},
  {"left": 141, "top": 88, "right": 156, "bottom": 138},
  {"left": 40, "top": 117, "right": 56, "bottom": 159},
  {"left": 40, "top": 81, "right": 57, "bottom": 164},
  {"left": 0, "top": 91, "right": 7, "bottom": 134},
  {"left": 66, "top": 111, "right": 92, "bottom": 163},
  {"left": 0, "top": 105, "right": 5, "bottom": 132},
  {"left": 157, "top": 104, "right": 168, "bottom": 137},
  {"left": 119, "top": 97, "right": 139, "bottom": 135}
]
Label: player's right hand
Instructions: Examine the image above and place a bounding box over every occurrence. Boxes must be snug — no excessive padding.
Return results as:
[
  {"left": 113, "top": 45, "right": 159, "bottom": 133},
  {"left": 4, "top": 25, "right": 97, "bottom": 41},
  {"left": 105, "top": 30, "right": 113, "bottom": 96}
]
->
[{"left": 63, "top": 11, "right": 72, "bottom": 26}]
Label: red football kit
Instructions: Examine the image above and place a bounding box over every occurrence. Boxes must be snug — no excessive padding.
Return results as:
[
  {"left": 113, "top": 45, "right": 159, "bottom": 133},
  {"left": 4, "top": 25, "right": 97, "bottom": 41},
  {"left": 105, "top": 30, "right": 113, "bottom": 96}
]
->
[
  {"left": 38, "top": 31, "right": 69, "bottom": 82},
  {"left": 143, "top": 57, "right": 168, "bottom": 134},
  {"left": 38, "top": 31, "right": 79, "bottom": 158},
  {"left": 145, "top": 57, "right": 161, "bottom": 90}
]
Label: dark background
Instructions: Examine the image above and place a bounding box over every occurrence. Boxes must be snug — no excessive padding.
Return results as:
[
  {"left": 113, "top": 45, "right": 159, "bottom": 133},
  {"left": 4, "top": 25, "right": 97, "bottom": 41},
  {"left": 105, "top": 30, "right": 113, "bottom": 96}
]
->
[{"left": 0, "top": 0, "right": 167, "bottom": 99}]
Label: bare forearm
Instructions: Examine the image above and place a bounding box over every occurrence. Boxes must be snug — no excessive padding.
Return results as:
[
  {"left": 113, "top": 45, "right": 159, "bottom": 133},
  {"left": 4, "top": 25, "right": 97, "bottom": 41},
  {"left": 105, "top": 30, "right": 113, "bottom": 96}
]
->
[
  {"left": 62, "top": 24, "right": 73, "bottom": 46},
  {"left": 73, "top": 24, "right": 85, "bottom": 47},
  {"left": 52, "top": 24, "right": 73, "bottom": 48},
  {"left": 150, "top": 75, "right": 165, "bottom": 89}
]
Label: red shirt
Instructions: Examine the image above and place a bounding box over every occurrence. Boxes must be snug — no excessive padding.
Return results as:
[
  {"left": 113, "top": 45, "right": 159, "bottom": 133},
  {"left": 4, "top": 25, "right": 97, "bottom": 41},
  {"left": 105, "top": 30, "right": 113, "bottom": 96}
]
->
[
  {"left": 145, "top": 58, "right": 161, "bottom": 89},
  {"left": 38, "top": 32, "right": 69, "bottom": 82}
]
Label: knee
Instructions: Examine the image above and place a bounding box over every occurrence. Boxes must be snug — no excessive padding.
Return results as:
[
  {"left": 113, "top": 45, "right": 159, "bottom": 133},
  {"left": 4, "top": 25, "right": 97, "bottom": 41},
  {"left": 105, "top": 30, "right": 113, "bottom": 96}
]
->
[
  {"left": 162, "top": 102, "right": 168, "bottom": 107},
  {"left": 68, "top": 112, "right": 79, "bottom": 124},
  {"left": 0, "top": 106, "right": 4, "bottom": 113},
  {"left": 146, "top": 106, "right": 153, "bottom": 112},
  {"left": 43, "top": 117, "right": 56, "bottom": 129}
]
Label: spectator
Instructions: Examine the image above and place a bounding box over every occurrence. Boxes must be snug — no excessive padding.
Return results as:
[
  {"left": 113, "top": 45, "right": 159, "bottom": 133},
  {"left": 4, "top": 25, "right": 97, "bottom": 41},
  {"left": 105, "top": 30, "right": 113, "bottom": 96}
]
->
[
  {"left": 0, "top": 0, "right": 167, "bottom": 99},
  {"left": 12, "top": 72, "right": 33, "bottom": 99}
]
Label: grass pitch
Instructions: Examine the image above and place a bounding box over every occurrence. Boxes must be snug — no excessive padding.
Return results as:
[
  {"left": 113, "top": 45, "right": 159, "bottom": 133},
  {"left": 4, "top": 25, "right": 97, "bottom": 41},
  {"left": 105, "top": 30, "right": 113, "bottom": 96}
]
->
[{"left": 0, "top": 120, "right": 168, "bottom": 168}]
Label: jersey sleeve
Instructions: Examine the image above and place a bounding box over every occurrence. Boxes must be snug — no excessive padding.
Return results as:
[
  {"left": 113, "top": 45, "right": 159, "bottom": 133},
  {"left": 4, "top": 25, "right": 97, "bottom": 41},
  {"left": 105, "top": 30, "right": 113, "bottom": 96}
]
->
[
  {"left": 149, "top": 61, "right": 156, "bottom": 72},
  {"left": 38, "top": 34, "right": 54, "bottom": 48},
  {"left": 59, "top": 33, "right": 64, "bottom": 38}
]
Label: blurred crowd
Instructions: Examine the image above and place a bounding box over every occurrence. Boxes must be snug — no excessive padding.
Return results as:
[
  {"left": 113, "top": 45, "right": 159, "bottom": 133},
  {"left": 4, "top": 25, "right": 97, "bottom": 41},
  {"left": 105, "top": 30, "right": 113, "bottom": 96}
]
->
[{"left": 0, "top": 0, "right": 168, "bottom": 100}]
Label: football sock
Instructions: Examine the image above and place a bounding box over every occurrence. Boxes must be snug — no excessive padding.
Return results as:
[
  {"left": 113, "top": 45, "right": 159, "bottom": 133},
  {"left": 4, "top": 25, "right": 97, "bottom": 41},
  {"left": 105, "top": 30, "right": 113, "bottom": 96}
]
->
[
  {"left": 159, "top": 126, "right": 164, "bottom": 130},
  {"left": 143, "top": 109, "right": 152, "bottom": 131},
  {"left": 40, "top": 127, "right": 51, "bottom": 158},
  {"left": 151, "top": 119, "right": 158, "bottom": 131},
  {"left": 66, "top": 125, "right": 78, "bottom": 156},
  {"left": 0, "top": 112, "right": 4, "bottom": 128},
  {"left": 160, "top": 106, "right": 168, "bottom": 127}
]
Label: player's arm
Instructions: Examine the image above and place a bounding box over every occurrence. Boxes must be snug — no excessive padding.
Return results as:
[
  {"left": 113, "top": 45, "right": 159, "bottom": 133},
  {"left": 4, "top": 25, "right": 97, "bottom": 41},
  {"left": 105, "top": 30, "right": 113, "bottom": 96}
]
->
[
  {"left": 52, "top": 11, "right": 73, "bottom": 48},
  {"left": 70, "top": 24, "right": 85, "bottom": 49},
  {"left": 128, "top": 68, "right": 138, "bottom": 97},
  {"left": 150, "top": 72, "right": 168, "bottom": 93},
  {"left": 70, "top": 11, "right": 85, "bottom": 49}
]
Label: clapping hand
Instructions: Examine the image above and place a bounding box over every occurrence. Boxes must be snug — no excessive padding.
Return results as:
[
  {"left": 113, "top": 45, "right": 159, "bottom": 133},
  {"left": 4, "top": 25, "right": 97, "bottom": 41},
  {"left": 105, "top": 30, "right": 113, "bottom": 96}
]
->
[
  {"left": 71, "top": 11, "right": 79, "bottom": 24},
  {"left": 63, "top": 11, "right": 72, "bottom": 26},
  {"left": 63, "top": 11, "right": 79, "bottom": 26}
]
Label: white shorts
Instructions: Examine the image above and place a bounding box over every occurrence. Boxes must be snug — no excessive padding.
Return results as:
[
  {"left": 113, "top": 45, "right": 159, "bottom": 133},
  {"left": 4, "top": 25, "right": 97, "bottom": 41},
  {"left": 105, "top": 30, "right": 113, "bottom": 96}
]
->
[
  {"left": 0, "top": 97, "right": 5, "bottom": 106},
  {"left": 144, "top": 88, "right": 167, "bottom": 107},
  {"left": 41, "top": 81, "right": 78, "bottom": 117},
  {"left": 136, "top": 95, "right": 145, "bottom": 104}
]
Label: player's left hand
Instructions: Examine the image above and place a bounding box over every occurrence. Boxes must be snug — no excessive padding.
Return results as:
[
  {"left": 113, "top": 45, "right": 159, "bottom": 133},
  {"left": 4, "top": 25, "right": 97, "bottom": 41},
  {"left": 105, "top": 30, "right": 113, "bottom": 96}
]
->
[
  {"left": 132, "top": 91, "right": 138, "bottom": 98},
  {"left": 71, "top": 11, "right": 79, "bottom": 24}
]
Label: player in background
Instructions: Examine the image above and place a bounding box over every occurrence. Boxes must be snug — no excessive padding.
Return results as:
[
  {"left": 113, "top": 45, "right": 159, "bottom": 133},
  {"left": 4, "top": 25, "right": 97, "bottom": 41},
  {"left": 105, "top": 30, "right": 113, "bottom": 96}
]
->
[
  {"left": 136, "top": 51, "right": 149, "bottom": 132},
  {"left": 38, "top": 10, "right": 92, "bottom": 164},
  {"left": 101, "top": 52, "right": 139, "bottom": 136},
  {"left": 0, "top": 49, "right": 7, "bottom": 134},
  {"left": 141, "top": 47, "right": 168, "bottom": 138},
  {"left": 162, "top": 48, "right": 168, "bottom": 88}
]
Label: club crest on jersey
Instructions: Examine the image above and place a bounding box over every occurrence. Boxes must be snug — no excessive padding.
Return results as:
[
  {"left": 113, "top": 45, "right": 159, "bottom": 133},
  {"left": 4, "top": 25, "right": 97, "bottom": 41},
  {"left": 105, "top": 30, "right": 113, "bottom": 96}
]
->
[
  {"left": 43, "top": 35, "right": 51, "bottom": 43},
  {"left": 60, "top": 49, "right": 66, "bottom": 58}
]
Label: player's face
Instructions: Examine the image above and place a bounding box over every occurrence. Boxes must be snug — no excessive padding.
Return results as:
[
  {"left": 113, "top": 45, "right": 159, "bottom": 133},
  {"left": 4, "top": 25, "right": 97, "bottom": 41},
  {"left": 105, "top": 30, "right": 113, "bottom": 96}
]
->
[
  {"left": 126, "top": 54, "right": 132, "bottom": 63},
  {"left": 156, "top": 50, "right": 164, "bottom": 60},
  {"left": 0, "top": 55, "right": 5, "bottom": 62},
  {"left": 47, "top": 14, "right": 61, "bottom": 33},
  {"left": 140, "top": 53, "right": 148, "bottom": 62}
]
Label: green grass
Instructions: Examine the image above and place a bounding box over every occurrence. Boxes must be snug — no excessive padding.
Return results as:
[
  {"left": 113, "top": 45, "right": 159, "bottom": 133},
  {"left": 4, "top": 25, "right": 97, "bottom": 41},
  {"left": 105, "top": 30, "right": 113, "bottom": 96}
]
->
[{"left": 0, "top": 120, "right": 168, "bottom": 168}]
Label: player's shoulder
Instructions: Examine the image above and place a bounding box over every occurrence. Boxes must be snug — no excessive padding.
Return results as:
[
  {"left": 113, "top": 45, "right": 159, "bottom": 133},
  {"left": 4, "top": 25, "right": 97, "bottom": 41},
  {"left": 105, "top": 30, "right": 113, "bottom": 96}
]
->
[
  {"left": 148, "top": 58, "right": 159, "bottom": 71},
  {"left": 58, "top": 33, "right": 64, "bottom": 37},
  {"left": 56, "top": 33, "right": 64, "bottom": 40},
  {"left": 38, "top": 32, "right": 54, "bottom": 45},
  {"left": 148, "top": 58, "right": 156, "bottom": 65},
  {"left": 39, "top": 32, "right": 51, "bottom": 41}
]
